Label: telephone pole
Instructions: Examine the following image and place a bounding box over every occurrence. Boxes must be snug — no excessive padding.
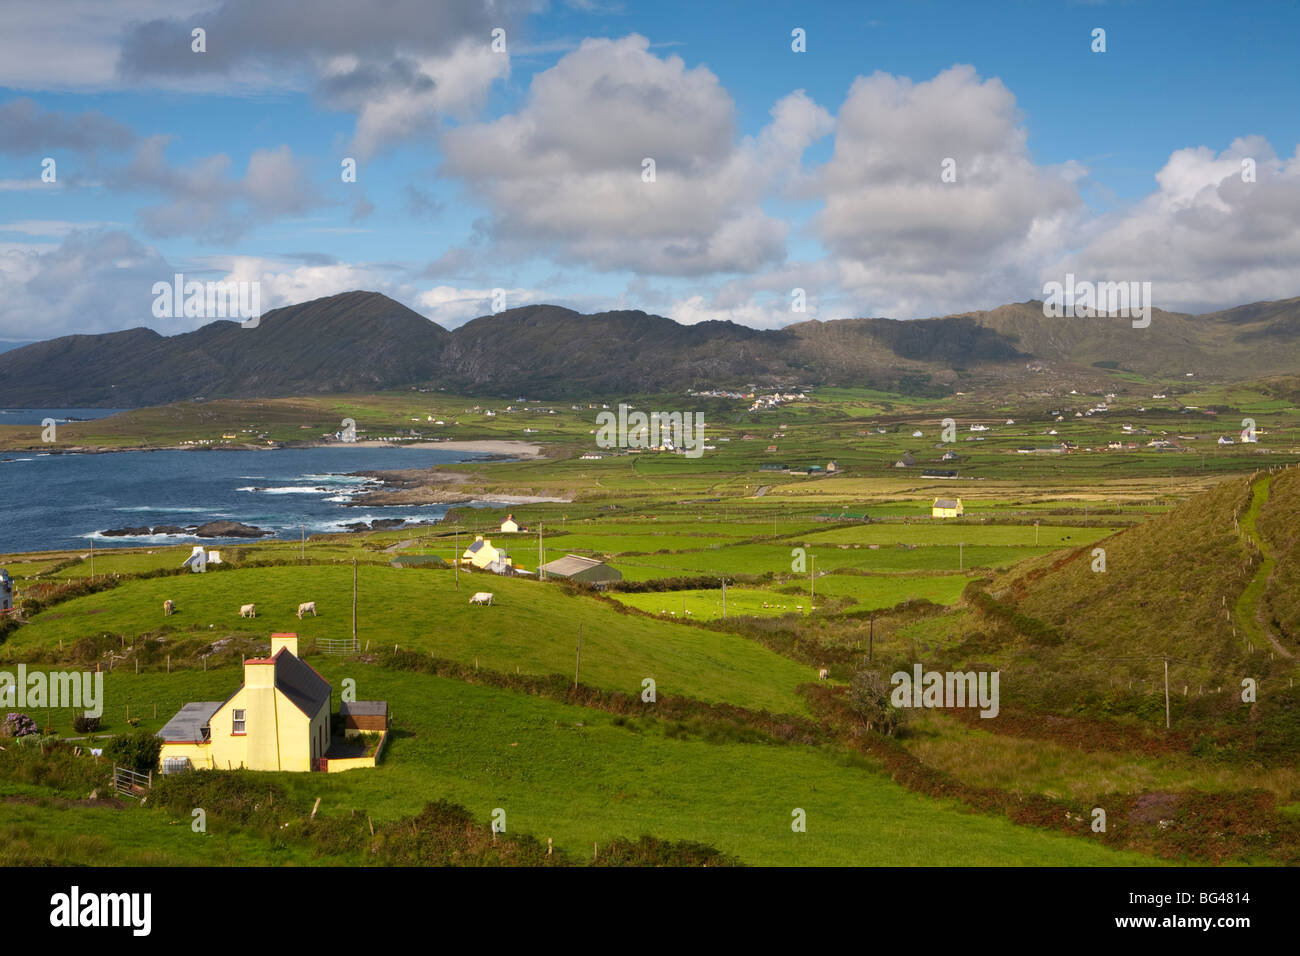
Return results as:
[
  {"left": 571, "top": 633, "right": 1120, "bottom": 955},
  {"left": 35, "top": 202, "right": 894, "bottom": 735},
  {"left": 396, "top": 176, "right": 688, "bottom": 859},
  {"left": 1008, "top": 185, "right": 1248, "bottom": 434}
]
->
[
  {"left": 538, "top": 522, "right": 544, "bottom": 581},
  {"left": 454, "top": 529, "right": 459, "bottom": 591},
  {"left": 351, "top": 558, "right": 358, "bottom": 648}
]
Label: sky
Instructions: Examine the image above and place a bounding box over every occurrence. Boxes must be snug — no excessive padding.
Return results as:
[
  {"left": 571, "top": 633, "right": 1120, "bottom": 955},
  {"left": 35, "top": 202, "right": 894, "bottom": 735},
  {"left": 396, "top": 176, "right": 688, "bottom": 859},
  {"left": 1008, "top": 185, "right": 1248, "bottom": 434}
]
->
[{"left": 1, "top": 0, "right": 1298, "bottom": 343}]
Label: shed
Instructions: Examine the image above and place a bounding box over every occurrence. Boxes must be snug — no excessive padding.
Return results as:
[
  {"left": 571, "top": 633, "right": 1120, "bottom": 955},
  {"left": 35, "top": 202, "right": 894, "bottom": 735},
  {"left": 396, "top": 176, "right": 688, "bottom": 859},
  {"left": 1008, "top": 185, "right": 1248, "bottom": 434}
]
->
[
  {"left": 340, "top": 700, "right": 389, "bottom": 733},
  {"left": 540, "top": 554, "right": 623, "bottom": 586}
]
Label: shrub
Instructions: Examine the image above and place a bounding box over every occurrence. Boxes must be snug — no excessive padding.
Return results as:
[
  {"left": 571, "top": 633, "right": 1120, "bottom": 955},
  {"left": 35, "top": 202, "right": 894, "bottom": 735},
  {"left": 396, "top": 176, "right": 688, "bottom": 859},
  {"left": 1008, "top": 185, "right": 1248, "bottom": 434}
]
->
[
  {"left": 72, "top": 714, "right": 101, "bottom": 734},
  {"left": 105, "top": 731, "right": 162, "bottom": 775},
  {"left": 2, "top": 713, "right": 38, "bottom": 737},
  {"left": 845, "top": 671, "right": 906, "bottom": 737}
]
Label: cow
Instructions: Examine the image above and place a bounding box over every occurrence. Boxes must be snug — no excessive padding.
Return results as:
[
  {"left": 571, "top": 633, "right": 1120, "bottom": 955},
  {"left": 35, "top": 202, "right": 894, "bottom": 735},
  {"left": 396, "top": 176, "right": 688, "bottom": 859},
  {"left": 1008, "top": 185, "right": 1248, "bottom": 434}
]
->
[
  {"left": 239, "top": 604, "right": 256, "bottom": 618},
  {"left": 163, "top": 599, "right": 174, "bottom": 616},
  {"left": 297, "top": 601, "right": 317, "bottom": 619},
  {"left": 468, "top": 592, "right": 494, "bottom": 606}
]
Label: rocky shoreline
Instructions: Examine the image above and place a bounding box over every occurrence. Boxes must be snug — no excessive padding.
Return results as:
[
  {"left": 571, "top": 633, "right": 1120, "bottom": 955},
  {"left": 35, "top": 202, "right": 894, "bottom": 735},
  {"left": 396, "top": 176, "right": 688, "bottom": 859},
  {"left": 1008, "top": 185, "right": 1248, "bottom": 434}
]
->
[{"left": 99, "top": 520, "right": 271, "bottom": 538}]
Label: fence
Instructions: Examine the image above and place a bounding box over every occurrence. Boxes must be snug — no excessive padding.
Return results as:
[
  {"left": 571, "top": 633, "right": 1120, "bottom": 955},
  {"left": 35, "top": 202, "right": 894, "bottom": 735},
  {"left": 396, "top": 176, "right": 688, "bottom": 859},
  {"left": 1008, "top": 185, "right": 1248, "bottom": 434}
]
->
[
  {"left": 112, "top": 764, "right": 152, "bottom": 797},
  {"left": 317, "top": 637, "right": 360, "bottom": 656}
]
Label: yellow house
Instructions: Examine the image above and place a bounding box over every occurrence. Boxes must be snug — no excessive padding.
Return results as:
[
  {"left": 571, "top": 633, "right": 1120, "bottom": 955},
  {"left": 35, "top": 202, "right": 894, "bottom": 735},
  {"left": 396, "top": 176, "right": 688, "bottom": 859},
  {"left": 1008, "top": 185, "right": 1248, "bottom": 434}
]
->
[
  {"left": 463, "top": 535, "right": 512, "bottom": 572},
  {"left": 932, "top": 497, "right": 964, "bottom": 518},
  {"left": 499, "top": 513, "right": 522, "bottom": 533},
  {"left": 157, "top": 634, "right": 382, "bottom": 774}
]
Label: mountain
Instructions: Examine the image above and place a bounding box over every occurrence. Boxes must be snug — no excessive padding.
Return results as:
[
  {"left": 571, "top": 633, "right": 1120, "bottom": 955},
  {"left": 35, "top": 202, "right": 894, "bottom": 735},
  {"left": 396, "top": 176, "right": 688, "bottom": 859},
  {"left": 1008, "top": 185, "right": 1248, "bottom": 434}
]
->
[
  {"left": 0, "top": 291, "right": 447, "bottom": 406},
  {"left": 3, "top": 289, "right": 1300, "bottom": 405}
]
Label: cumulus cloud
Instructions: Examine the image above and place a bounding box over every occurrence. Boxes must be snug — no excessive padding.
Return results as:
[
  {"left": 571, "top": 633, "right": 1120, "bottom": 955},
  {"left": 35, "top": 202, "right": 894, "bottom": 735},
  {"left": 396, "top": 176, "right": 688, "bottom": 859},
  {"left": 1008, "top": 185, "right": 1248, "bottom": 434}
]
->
[
  {"left": 1065, "top": 137, "right": 1300, "bottom": 313},
  {"left": 439, "top": 34, "right": 832, "bottom": 275},
  {"left": 110, "top": 138, "right": 322, "bottom": 242},
  {"left": 812, "top": 65, "right": 1085, "bottom": 317},
  {"left": 0, "top": 230, "right": 174, "bottom": 338}
]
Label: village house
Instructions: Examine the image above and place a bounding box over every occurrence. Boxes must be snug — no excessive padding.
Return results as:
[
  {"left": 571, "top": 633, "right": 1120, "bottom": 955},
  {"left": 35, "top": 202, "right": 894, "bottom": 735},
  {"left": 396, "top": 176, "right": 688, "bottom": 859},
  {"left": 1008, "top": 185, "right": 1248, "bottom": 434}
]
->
[
  {"left": 932, "top": 497, "right": 964, "bottom": 518},
  {"left": 463, "top": 535, "right": 514, "bottom": 573},
  {"left": 500, "top": 513, "right": 525, "bottom": 533},
  {"left": 156, "top": 634, "right": 387, "bottom": 774}
]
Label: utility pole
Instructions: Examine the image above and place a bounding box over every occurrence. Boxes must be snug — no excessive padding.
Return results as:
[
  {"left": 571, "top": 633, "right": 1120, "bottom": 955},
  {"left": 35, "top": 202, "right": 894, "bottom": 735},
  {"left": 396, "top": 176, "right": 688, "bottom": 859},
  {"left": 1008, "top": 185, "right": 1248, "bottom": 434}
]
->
[
  {"left": 868, "top": 613, "right": 874, "bottom": 663},
  {"left": 301, "top": 523, "right": 306, "bottom": 561},
  {"left": 810, "top": 554, "right": 815, "bottom": 605},
  {"left": 1034, "top": 521, "right": 1039, "bottom": 546},
  {"left": 1164, "top": 657, "right": 1171, "bottom": 730},
  {"left": 722, "top": 578, "right": 727, "bottom": 618},
  {"left": 454, "top": 529, "right": 459, "bottom": 591},
  {"left": 90, "top": 538, "right": 94, "bottom": 580},
  {"left": 959, "top": 542, "right": 963, "bottom": 571},
  {"left": 352, "top": 558, "right": 358, "bottom": 648},
  {"left": 538, "top": 522, "right": 544, "bottom": 581}
]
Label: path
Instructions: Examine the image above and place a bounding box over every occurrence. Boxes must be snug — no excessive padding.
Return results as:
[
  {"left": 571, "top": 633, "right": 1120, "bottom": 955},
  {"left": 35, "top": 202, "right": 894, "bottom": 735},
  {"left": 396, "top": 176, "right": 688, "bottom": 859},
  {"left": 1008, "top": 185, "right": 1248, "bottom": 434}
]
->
[{"left": 1234, "top": 474, "right": 1293, "bottom": 660}]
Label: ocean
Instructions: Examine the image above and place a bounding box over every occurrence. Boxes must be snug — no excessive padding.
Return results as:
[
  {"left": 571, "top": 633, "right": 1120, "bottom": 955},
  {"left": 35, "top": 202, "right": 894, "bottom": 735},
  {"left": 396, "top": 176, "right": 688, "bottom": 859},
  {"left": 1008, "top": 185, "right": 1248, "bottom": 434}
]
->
[{"left": 0, "top": 441, "right": 494, "bottom": 554}]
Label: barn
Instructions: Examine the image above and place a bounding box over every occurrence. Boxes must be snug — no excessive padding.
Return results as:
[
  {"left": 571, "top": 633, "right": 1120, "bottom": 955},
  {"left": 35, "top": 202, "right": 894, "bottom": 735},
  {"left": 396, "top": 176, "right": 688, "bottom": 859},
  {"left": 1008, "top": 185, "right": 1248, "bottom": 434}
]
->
[{"left": 540, "top": 554, "right": 623, "bottom": 586}]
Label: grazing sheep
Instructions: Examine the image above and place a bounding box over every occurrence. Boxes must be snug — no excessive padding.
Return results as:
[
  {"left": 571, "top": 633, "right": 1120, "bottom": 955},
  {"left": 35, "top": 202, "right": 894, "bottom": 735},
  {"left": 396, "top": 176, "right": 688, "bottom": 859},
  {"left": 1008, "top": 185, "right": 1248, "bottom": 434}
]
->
[
  {"left": 469, "top": 592, "right": 494, "bottom": 606},
  {"left": 163, "top": 599, "right": 174, "bottom": 616},
  {"left": 818, "top": 667, "right": 830, "bottom": 680},
  {"left": 239, "top": 603, "right": 256, "bottom": 618},
  {"left": 297, "top": 601, "right": 317, "bottom": 619}
]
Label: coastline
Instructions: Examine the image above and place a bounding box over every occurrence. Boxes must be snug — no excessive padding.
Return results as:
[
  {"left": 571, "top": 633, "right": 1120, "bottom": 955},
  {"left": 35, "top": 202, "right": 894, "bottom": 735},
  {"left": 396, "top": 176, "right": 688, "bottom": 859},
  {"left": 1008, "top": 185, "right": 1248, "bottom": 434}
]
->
[{"left": 1, "top": 438, "right": 547, "bottom": 459}]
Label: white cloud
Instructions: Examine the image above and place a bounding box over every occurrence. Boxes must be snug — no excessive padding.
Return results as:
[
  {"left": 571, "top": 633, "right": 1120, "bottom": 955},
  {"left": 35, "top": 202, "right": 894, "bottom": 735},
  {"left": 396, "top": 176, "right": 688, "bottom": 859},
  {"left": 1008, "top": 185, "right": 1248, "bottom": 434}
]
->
[{"left": 440, "top": 34, "right": 832, "bottom": 276}]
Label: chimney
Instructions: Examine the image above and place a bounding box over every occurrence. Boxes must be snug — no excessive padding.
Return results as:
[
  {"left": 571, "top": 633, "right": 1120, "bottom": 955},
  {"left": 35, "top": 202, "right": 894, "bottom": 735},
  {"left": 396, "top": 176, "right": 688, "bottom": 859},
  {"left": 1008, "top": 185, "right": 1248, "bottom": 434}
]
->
[{"left": 270, "top": 633, "right": 299, "bottom": 658}]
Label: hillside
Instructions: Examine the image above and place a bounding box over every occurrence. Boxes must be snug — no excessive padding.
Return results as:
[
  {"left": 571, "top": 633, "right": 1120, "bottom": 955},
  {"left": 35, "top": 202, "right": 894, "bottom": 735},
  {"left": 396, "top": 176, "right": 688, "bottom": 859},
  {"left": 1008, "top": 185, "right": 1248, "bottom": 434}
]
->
[{"left": 5, "top": 288, "right": 1300, "bottom": 405}]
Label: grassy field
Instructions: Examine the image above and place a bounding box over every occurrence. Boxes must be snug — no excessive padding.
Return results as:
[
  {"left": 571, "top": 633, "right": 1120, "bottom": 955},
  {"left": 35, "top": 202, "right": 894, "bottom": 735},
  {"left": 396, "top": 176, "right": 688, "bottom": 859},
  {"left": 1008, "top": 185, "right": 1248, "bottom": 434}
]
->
[{"left": 4, "top": 380, "right": 1300, "bottom": 865}]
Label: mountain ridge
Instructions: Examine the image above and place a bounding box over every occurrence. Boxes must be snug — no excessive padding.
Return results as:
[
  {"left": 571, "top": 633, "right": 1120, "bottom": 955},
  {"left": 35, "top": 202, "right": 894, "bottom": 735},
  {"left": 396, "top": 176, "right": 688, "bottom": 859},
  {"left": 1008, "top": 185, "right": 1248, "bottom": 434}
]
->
[{"left": 3, "top": 289, "right": 1300, "bottom": 405}]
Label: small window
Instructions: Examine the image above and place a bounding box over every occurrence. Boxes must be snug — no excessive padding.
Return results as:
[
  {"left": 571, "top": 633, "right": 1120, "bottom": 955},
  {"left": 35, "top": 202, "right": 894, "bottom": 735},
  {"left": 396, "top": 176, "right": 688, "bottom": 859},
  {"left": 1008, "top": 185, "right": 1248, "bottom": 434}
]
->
[{"left": 232, "top": 709, "right": 246, "bottom": 734}]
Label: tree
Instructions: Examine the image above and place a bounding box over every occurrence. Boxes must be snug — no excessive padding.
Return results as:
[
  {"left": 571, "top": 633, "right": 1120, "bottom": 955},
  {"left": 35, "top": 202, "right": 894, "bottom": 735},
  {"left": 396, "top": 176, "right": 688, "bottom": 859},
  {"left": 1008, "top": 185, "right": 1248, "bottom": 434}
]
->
[
  {"left": 106, "top": 731, "right": 162, "bottom": 775},
  {"left": 846, "top": 670, "right": 905, "bottom": 736}
]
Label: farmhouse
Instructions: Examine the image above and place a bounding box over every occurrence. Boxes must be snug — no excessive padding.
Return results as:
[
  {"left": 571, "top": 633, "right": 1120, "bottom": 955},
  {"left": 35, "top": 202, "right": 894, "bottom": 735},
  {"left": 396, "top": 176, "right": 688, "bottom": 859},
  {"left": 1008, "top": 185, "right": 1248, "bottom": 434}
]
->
[
  {"left": 463, "top": 535, "right": 513, "bottom": 572},
  {"left": 932, "top": 497, "right": 964, "bottom": 518},
  {"left": 894, "top": 452, "right": 916, "bottom": 468},
  {"left": 540, "top": 554, "right": 622, "bottom": 586},
  {"left": 500, "top": 513, "right": 524, "bottom": 533},
  {"left": 157, "top": 634, "right": 388, "bottom": 773}
]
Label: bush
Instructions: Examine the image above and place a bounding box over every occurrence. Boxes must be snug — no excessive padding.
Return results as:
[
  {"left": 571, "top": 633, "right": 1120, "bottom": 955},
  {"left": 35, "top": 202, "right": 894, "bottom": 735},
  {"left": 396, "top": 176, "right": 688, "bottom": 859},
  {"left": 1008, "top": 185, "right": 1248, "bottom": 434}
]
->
[
  {"left": 2, "top": 713, "right": 38, "bottom": 737},
  {"left": 72, "top": 714, "right": 101, "bottom": 734},
  {"left": 845, "top": 671, "right": 906, "bottom": 737},
  {"left": 104, "top": 731, "right": 162, "bottom": 775}
]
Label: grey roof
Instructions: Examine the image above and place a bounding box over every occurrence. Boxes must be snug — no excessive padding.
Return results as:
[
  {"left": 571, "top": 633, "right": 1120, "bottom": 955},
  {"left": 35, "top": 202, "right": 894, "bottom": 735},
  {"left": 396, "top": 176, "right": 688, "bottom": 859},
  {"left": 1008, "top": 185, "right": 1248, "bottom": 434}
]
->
[
  {"left": 541, "top": 554, "right": 609, "bottom": 577},
  {"left": 340, "top": 700, "right": 388, "bottom": 716},
  {"left": 933, "top": 498, "right": 961, "bottom": 509},
  {"left": 273, "top": 649, "right": 331, "bottom": 717},
  {"left": 466, "top": 539, "right": 486, "bottom": 553},
  {"left": 157, "top": 702, "right": 223, "bottom": 742}
]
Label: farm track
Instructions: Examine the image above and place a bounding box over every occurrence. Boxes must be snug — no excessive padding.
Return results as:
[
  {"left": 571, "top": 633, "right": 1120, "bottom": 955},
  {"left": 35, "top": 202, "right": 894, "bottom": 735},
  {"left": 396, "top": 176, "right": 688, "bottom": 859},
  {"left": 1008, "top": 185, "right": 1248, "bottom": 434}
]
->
[{"left": 1235, "top": 474, "right": 1294, "bottom": 661}]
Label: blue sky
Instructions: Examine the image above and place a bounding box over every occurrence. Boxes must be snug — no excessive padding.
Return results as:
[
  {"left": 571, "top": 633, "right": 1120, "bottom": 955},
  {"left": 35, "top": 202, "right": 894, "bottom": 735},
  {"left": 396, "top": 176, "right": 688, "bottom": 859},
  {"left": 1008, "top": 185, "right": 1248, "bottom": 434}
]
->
[{"left": 1, "top": 0, "right": 1298, "bottom": 342}]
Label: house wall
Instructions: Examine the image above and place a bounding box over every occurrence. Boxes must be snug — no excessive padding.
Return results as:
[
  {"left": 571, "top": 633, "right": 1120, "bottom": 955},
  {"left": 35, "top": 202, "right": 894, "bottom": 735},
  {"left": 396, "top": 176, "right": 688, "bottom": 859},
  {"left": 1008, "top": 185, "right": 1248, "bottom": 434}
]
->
[{"left": 158, "top": 742, "right": 213, "bottom": 770}]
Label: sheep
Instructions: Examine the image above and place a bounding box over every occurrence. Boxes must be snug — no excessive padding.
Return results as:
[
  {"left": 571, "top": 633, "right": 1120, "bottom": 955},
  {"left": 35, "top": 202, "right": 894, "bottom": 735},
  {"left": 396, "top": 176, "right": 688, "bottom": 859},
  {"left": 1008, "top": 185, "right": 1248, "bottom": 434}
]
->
[
  {"left": 239, "top": 603, "right": 256, "bottom": 618},
  {"left": 163, "top": 599, "right": 174, "bottom": 616},
  {"left": 469, "top": 592, "right": 494, "bottom": 606},
  {"left": 818, "top": 667, "right": 830, "bottom": 680},
  {"left": 297, "top": 601, "right": 317, "bottom": 619}
]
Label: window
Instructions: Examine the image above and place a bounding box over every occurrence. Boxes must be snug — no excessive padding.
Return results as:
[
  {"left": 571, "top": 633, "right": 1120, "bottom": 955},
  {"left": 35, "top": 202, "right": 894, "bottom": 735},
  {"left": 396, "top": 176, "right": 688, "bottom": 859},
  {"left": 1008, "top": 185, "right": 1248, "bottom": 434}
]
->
[{"left": 232, "top": 709, "right": 246, "bottom": 734}]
